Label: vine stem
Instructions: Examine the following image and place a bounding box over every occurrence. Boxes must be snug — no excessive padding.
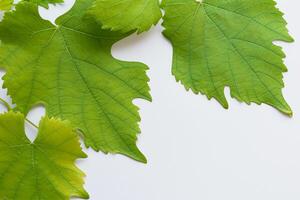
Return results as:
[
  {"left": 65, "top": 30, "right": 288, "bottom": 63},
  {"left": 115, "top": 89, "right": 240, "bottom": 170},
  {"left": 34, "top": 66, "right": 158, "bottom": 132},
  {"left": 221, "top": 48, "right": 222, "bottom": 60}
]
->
[
  {"left": 0, "top": 97, "right": 38, "bottom": 129},
  {"left": 25, "top": 118, "right": 39, "bottom": 129},
  {"left": 0, "top": 97, "right": 11, "bottom": 110}
]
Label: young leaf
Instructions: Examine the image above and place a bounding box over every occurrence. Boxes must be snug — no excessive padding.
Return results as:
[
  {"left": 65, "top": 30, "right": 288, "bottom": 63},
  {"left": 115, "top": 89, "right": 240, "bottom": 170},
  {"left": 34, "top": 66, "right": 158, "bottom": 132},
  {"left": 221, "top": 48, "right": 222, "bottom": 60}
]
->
[
  {"left": 0, "top": 111, "right": 89, "bottom": 199},
  {"left": 89, "top": 0, "right": 162, "bottom": 33},
  {"left": 0, "top": 0, "right": 151, "bottom": 163},
  {"left": 162, "top": 0, "right": 293, "bottom": 115},
  {"left": 0, "top": 0, "right": 13, "bottom": 11},
  {"left": 24, "top": 0, "right": 64, "bottom": 8}
]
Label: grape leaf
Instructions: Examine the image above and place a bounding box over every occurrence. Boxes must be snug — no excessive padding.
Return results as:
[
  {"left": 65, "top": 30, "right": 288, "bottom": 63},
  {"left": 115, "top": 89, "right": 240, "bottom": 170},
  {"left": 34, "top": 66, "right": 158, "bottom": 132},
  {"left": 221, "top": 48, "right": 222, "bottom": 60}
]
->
[
  {"left": 0, "top": 0, "right": 151, "bottom": 163},
  {"left": 89, "top": 0, "right": 162, "bottom": 33},
  {"left": 0, "top": 0, "right": 13, "bottom": 11},
  {"left": 162, "top": 0, "right": 293, "bottom": 115},
  {"left": 0, "top": 111, "right": 89, "bottom": 199},
  {"left": 23, "top": 0, "right": 64, "bottom": 9}
]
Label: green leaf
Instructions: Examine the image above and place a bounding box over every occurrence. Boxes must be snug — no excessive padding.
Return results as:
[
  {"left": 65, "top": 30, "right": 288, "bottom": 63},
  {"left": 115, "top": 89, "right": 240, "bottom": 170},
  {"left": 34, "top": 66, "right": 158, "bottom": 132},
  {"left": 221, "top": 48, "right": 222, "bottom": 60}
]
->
[
  {"left": 162, "top": 0, "right": 293, "bottom": 115},
  {"left": 0, "top": 0, "right": 151, "bottom": 163},
  {"left": 23, "top": 0, "right": 64, "bottom": 8},
  {"left": 0, "top": 111, "right": 89, "bottom": 199},
  {"left": 0, "top": 0, "right": 13, "bottom": 11},
  {"left": 89, "top": 0, "right": 162, "bottom": 33}
]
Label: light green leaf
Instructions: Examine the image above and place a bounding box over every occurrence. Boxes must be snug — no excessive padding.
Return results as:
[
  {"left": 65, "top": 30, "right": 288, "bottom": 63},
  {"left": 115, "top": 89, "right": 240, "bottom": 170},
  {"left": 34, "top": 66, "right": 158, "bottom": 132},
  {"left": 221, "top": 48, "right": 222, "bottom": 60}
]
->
[
  {"left": 0, "top": 0, "right": 13, "bottom": 11},
  {"left": 162, "top": 0, "right": 293, "bottom": 115},
  {"left": 0, "top": 0, "right": 62, "bottom": 11},
  {"left": 24, "top": 0, "right": 64, "bottom": 8},
  {"left": 0, "top": 111, "right": 89, "bottom": 199},
  {"left": 0, "top": 0, "right": 151, "bottom": 163},
  {"left": 89, "top": 0, "right": 162, "bottom": 33}
]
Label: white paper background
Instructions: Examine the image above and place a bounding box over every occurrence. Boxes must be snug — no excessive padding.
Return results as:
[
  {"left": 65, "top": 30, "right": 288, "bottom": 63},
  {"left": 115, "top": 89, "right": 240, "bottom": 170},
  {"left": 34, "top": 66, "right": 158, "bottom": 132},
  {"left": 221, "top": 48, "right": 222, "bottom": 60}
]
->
[{"left": 0, "top": 0, "right": 300, "bottom": 199}]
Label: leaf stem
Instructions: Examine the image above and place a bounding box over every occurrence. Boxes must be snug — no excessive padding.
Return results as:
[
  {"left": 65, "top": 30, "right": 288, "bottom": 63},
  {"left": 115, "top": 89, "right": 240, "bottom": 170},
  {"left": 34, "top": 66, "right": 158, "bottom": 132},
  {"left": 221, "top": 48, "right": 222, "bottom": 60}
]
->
[
  {"left": 0, "top": 97, "right": 12, "bottom": 110},
  {"left": 25, "top": 118, "right": 39, "bottom": 129},
  {"left": 0, "top": 97, "right": 38, "bottom": 129}
]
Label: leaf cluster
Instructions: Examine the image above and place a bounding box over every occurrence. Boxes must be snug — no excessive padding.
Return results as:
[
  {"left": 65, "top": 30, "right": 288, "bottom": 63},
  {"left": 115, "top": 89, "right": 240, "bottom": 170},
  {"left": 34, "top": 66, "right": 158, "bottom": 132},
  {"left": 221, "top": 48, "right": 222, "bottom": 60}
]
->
[{"left": 0, "top": 0, "right": 294, "bottom": 199}]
